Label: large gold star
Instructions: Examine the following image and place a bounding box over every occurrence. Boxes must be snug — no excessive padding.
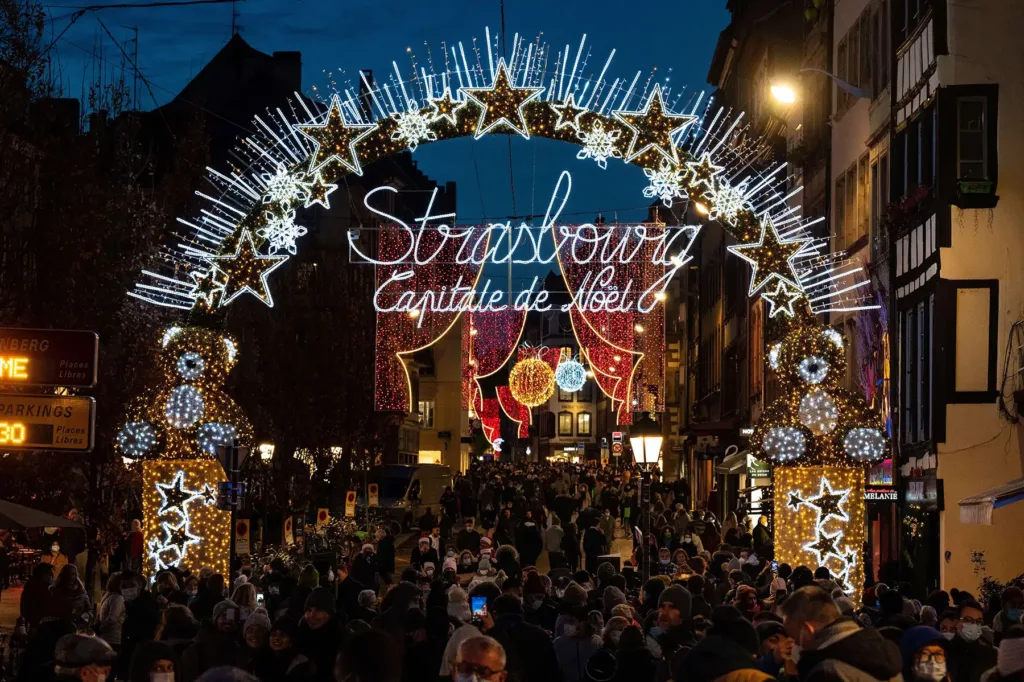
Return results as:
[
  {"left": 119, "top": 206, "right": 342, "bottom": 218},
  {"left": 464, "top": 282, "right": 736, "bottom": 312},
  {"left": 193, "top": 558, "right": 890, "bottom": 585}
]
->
[
  {"left": 302, "top": 172, "right": 338, "bottom": 210},
  {"left": 295, "top": 94, "right": 377, "bottom": 176},
  {"left": 460, "top": 59, "right": 544, "bottom": 140},
  {"left": 727, "top": 213, "right": 811, "bottom": 295},
  {"left": 612, "top": 84, "right": 696, "bottom": 164},
  {"left": 210, "top": 229, "right": 289, "bottom": 308},
  {"left": 427, "top": 86, "right": 462, "bottom": 126}
]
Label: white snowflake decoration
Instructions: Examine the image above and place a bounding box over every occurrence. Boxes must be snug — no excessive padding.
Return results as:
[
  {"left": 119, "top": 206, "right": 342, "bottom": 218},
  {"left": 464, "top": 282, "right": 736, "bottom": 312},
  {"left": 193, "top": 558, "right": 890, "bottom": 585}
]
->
[
  {"left": 391, "top": 109, "right": 437, "bottom": 151},
  {"left": 259, "top": 163, "right": 307, "bottom": 205},
  {"left": 257, "top": 209, "right": 307, "bottom": 255},
  {"left": 643, "top": 159, "right": 689, "bottom": 207},
  {"left": 576, "top": 121, "right": 622, "bottom": 170},
  {"left": 706, "top": 177, "right": 753, "bottom": 225}
]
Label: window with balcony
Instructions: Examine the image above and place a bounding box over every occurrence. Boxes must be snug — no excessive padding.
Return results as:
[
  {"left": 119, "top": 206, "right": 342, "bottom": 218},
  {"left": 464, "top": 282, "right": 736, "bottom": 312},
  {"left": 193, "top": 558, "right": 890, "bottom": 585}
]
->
[
  {"left": 957, "top": 97, "right": 988, "bottom": 181},
  {"left": 558, "top": 411, "right": 574, "bottom": 437}
]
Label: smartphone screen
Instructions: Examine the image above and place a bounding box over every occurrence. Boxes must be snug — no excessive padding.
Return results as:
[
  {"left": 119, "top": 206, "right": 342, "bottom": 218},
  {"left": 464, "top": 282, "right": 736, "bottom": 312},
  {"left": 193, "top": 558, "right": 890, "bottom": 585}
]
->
[
  {"left": 771, "top": 560, "right": 779, "bottom": 573},
  {"left": 471, "top": 596, "right": 487, "bottom": 618},
  {"left": 256, "top": 591, "right": 265, "bottom": 607}
]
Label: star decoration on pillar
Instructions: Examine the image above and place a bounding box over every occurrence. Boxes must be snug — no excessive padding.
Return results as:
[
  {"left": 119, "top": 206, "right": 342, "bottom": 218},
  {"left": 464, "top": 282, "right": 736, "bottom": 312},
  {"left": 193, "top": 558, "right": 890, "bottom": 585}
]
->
[
  {"left": 156, "top": 470, "right": 204, "bottom": 516},
  {"left": 550, "top": 92, "right": 588, "bottom": 132},
  {"left": 201, "top": 484, "right": 218, "bottom": 506},
  {"left": 763, "top": 280, "right": 803, "bottom": 319},
  {"left": 685, "top": 152, "right": 725, "bottom": 194},
  {"left": 209, "top": 229, "right": 289, "bottom": 308},
  {"left": 806, "top": 478, "right": 851, "bottom": 524},
  {"left": 295, "top": 93, "right": 377, "bottom": 176},
  {"left": 460, "top": 59, "right": 545, "bottom": 140},
  {"left": 727, "top": 213, "right": 812, "bottom": 295},
  {"left": 787, "top": 493, "right": 805, "bottom": 512},
  {"left": 612, "top": 84, "right": 696, "bottom": 164},
  {"left": 427, "top": 86, "right": 462, "bottom": 126},
  {"left": 302, "top": 172, "right": 338, "bottom": 210},
  {"left": 163, "top": 518, "right": 201, "bottom": 556},
  {"left": 803, "top": 529, "right": 842, "bottom": 565},
  {"left": 189, "top": 268, "right": 226, "bottom": 308}
]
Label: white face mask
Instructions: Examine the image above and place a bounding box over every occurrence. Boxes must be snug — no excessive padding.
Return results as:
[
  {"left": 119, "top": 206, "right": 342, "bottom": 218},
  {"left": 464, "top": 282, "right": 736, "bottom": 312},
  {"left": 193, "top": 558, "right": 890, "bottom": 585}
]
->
[
  {"left": 51, "top": 546, "right": 60, "bottom": 554},
  {"left": 914, "top": 659, "right": 946, "bottom": 681},
  {"left": 790, "top": 644, "right": 802, "bottom": 664},
  {"left": 940, "top": 632, "right": 955, "bottom": 641},
  {"left": 151, "top": 673, "right": 175, "bottom": 682},
  {"left": 122, "top": 587, "right": 139, "bottom": 602},
  {"left": 960, "top": 623, "right": 982, "bottom": 642}
]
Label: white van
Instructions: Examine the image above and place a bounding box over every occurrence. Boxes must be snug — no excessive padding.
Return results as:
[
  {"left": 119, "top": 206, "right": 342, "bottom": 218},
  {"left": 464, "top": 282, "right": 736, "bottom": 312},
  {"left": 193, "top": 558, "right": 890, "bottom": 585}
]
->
[{"left": 374, "top": 463, "right": 453, "bottom": 529}]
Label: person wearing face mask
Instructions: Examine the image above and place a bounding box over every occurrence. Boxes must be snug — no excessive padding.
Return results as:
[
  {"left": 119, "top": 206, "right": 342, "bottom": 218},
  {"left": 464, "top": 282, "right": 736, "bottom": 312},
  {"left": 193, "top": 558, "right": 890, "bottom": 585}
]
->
[
  {"left": 552, "top": 602, "right": 603, "bottom": 682},
  {"left": 127, "top": 640, "right": 179, "bottom": 682},
  {"left": 996, "top": 588, "right": 1024, "bottom": 641},
  {"left": 987, "top": 626, "right": 1024, "bottom": 682},
  {"left": 54, "top": 633, "right": 118, "bottom": 682},
  {"left": 782, "top": 586, "right": 902, "bottom": 682},
  {"left": 942, "top": 602, "right": 997, "bottom": 682},
  {"left": 457, "top": 550, "right": 478, "bottom": 575},
  {"left": 901, "top": 627, "right": 951, "bottom": 682},
  {"left": 42, "top": 540, "right": 70, "bottom": 573},
  {"left": 653, "top": 548, "right": 679, "bottom": 577},
  {"left": 453, "top": 635, "right": 508, "bottom": 682},
  {"left": 412, "top": 536, "right": 441, "bottom": 572}
]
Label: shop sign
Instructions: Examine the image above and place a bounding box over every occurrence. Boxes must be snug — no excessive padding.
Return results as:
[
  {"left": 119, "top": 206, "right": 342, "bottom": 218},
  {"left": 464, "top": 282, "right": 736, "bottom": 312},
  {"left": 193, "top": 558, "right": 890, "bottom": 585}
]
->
[{"left": 865, "top": 488, "right": 900, "bottom": 502}]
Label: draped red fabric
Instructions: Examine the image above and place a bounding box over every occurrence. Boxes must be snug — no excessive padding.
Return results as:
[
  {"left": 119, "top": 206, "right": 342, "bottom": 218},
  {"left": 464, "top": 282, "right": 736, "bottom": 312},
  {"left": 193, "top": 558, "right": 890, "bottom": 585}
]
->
[
  {"left": 462, "top": 309, "right": 527, "bottom": 409},
  {"left": 374, "top": 224, "right": 488, "bottom": 412},
  {"left": 471, "top": 381, "right": 501, "bottom": 445},
  {"left": 496, "top": 386, "right": 530, "bottom": 438}
]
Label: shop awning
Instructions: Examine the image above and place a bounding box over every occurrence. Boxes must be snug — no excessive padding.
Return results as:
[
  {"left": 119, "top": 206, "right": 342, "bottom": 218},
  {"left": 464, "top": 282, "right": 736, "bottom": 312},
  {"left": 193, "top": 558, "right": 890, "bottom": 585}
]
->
[
  {"left": 715, "top": 449, "right": 749, "bottom": 475},
  {"left": 0, "top": 500, "right": 84, "bottom": 531},
  {"left": 958, "top": 478, "right": 1024, "bottom": 525}
]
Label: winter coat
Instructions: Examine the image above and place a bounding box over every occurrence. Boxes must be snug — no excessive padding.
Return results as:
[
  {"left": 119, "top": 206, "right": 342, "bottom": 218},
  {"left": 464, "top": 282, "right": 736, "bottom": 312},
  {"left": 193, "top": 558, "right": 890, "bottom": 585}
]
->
[
  {"left": 516, "top": 522, "right": 543, "bottom": 567},
  {"left": 294, "top": 617, "right": 343, "bottom": 682},
  {"left": 545, "top": 525, "right": 565, "bottom": 553},
  {"left": 797, "top": 618, "right": 903, "bottom": 682},
  {"left": 947, "top": 635, "right": 997, "bottom": 682},
  {"left": 180, "top": 622, "right": 246, "bottom": 682},
  {"left": 679, "top": 634, "right": 771, "bottom": 682},
  {"left": 489, "top": 613, "right": 562, "bottom": 682},
  {"left": 48, "top": 582, "right": 92, "bottom": 622},
  {"left": 251, "top": 648, "right": 314, "bottom": 682},
  {"left": 97, "top": 591, "right": 126, "bottom": 645},
  {"left": 377, "top": 536, "right": 396, "bottom": 574},
  {"left": 554, "top": 632, "right": 604, "bottom": 682}
]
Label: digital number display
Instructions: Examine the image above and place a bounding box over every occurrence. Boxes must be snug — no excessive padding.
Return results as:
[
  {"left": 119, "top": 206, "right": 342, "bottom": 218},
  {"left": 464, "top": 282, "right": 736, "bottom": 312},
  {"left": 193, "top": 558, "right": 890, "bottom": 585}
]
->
[
  {"left": 0, "top": 357, "right": 29, "bottom": 380},
  {"left": 0, "top": 329, "right": 98, "bottom": 387},
  {"left": 0, "top": 422, "right": 52, "bottom": 445},
  {"left": 0, "top": 395, "right": 93, "bottom": 451}
]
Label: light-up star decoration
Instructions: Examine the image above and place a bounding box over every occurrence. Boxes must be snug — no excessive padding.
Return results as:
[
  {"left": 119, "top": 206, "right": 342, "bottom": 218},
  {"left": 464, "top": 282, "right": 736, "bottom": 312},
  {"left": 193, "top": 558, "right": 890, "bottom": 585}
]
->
[
  {"left": 550, "top": 93, "right": 588, "bottom": 132},
  {"left": 302, "top": 172, "right": 338, "bottom": 209},
  {"left": 727, "top": 213, "right": 811, "bottom": 295},
  {"left": 686, "top": 152, "right": 725, "bottom": 193},
  {"left": 209, "top": 229, "right": 289, "bottom": 308},
  {"left": 162, "top": 518, "right": 201, "bottom": 557},
  {"left": 461, "top": 59, "right": 544, "bottom": 140},
  {"left": 427, "top": 86, "right": 462, "bottom": 126},
  {"left": 806, "top": 478, "right": 851, "bottom": 523},
  {"left": 804, "top": 529, "right": 842, "bottom": 565},
  {"left": 189, "top": 268, "right": 226, "bottom": 308},
  {"left": 295, "top": 94, "right": 377, "bottom": 175},
  {"left": 155, "top": 470, "right": 205, "bottom": 516},
  {"left": 787, "top": 493, "right": 805, "bottom": 512},
  {"left": 612, "top": 84, "right": 695, "bottom": 164},
  {"left": 763, "top": 280, "right": 802, "bottom": 319}
]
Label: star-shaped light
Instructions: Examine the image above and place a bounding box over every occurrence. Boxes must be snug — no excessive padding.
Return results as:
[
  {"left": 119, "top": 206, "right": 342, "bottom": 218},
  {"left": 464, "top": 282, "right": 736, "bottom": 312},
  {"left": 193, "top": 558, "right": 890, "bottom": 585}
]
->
[
  {"left": 163, "top": 518, "right": 201, "bottom": 554},
  {"left": 685, "top": 152, "right": 725, "bottom": 193},
  {"left": 727, "top": 213, "right": 811, "bottom": 295},
  {"left": 302, "top": 172, "right": 338, "bottom": 209},
  {"left": 804, "top": 529, "right": 842, "bottom": 565},
  {"left": 460, "top": 59, "right": 545, "bottom": 140},
  {"left": 762, "top": 280, "right": 802, "bottom": 319},
  {"left": 210, "top": 229, "right": 289, "bottom": 308},
  {"left": 427, "top": 86, "right": 462, "bottom": 126},
  {"left": 189, "top": 268, "right": 226, "bottom": 308},
  {"left": 155, "top": 470, "right": 204, "bottom": 516},
  {"left": 787, "top": 493, "right": 805, "bottom": 512},
  {"left": 612, "top": 84, "right": 696, "bottom": 164},
  {"left": 295, "top": 94, "right": 377, "bottom": 176},
  {"left": 201, "top": 484, "right": 218, "bottom": 506},
  {"left": 807, "top": 478, "right": 850, "bottom": 524},
  {"left": 550, "top": 92, "right": 587, "bottom": 132}
]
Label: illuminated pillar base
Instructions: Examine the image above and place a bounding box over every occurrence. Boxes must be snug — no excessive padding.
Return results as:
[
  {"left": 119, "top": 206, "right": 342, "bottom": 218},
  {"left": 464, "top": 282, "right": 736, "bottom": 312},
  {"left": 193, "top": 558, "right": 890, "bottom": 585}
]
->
[
  {"left": 142, "top": 459, "right": 230, "bottom": 579},
  {"left": 774, "top": 465, "right": 866, "bottom": 606}
]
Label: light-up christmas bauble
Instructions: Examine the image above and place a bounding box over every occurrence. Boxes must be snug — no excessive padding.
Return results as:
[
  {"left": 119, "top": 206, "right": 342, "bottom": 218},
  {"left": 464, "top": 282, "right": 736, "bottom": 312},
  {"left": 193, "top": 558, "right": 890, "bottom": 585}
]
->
[
  {"left": 554, "top": 357, "right": 587, "bottom": 393},
  {"left": 509, "top": 357, "right": 556, "bottom": 407}
]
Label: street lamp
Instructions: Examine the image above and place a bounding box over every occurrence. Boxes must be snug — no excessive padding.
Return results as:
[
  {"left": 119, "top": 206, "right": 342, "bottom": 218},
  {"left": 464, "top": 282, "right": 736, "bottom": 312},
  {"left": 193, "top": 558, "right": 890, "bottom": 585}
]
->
[
  {"left": 770, "top": 67, "right": 873, "bottom": 104},
  {"left": 630, "top": 412, "right": 663, "bottom": 582}
]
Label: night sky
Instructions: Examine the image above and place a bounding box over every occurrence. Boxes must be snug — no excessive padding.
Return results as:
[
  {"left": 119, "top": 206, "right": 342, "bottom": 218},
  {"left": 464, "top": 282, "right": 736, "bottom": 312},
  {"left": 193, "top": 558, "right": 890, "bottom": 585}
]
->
[{"left": 48, "top": 0, "right": 729, "bottom": 232}]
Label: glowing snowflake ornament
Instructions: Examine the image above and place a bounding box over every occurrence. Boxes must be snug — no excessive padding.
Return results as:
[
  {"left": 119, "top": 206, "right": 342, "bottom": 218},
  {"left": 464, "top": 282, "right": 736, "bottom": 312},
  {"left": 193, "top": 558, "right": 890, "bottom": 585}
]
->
[
  {"left": 259, "top": 163, "right": 307, "bottom": 205},
  {"left": 576, "top": 121, "right": 622, "bottom": 169},
  {"left": 763, "top": 426, "right": 806, "bottom": 462},
  {"left": 257, "top": 209, "right": 307, "bottom": 256},
  {"left": 390, "top": 109, "right": 438, "bottom": 151},
  {"left": 798, "top": 388, "right": 839, "bottom": 435},
  {"left": 643, "top": 159, "right": 689, "bottom": 208},
  {"left": 706, "top": 177, "right": 753, "bottom": 225}
]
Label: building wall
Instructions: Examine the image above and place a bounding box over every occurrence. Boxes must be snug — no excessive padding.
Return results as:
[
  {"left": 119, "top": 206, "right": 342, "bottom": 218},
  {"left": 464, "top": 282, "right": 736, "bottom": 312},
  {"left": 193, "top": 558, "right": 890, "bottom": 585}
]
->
[{"left": 418, "top": 318, "right": 469, "bottom": 473}]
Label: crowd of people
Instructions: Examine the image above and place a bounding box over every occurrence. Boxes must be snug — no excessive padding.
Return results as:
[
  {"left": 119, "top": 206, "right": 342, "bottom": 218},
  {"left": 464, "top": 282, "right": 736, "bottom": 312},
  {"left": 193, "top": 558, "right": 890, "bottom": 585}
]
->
[{"left": 7, "top": 460, "right": 1024, "bottom": 682}]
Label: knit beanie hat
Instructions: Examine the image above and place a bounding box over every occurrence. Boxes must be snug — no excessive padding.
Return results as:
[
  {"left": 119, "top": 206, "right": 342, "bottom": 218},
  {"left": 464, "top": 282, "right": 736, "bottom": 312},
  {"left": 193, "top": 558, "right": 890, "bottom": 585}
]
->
[
  {"left": 304, "top": 586, "right": 336, "bottom": 615},
  {"left": 603, "top": 586, "right": 627, "bottom": 611},
  {"left": 244, "top": 608, "right": 272, "bottom": 634},
  {"left": 524, "top": 572, "right": 546, "bottom": 597},
  {"left": 658, "top": 585, "right": 692, "bottom": 619},
  {"left": 447, "top": 585, "right": 471, "bottom": 622},
  {"left": 711, "top": 615, "right": 760, "bottom": 656},
  {"left": 562, "top": 582, "right": 589, "bottom": 609},
  {"left": 212, "top": 600, "right": 238, "bottom": 622}
]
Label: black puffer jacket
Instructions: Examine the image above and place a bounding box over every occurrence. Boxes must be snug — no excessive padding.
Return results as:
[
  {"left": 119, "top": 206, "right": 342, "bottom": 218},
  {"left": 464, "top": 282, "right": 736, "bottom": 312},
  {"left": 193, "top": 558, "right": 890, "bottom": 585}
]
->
[{"left": 797, "top": 618, "right": 903, "bottom": 682}]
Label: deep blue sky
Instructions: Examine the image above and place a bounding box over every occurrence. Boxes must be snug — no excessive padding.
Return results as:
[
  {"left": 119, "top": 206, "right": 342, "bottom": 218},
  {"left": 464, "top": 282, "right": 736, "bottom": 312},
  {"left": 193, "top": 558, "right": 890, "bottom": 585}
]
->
[{"left": 47, "top": 0, "right": 729, "bottom": 231}]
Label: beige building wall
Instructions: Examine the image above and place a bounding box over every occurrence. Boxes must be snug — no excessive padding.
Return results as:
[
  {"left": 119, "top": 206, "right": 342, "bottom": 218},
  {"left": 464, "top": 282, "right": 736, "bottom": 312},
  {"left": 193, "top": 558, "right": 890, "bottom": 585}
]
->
[
  {"left": 933, "top": 0, "right": 1024, "bottom": 590},
  {"left": 418, "top": 319, "right": 469, "bottom": 473}
]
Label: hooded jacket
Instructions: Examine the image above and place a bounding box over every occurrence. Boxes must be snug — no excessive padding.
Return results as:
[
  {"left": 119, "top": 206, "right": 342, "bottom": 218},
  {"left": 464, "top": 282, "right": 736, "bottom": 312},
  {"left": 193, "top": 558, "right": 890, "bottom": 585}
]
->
[
  {"left": 797, "top": 618, "right": 904, "bottom": 682},
  {"left": 678, "top": 634, "right": 772, "bottom": 682}
]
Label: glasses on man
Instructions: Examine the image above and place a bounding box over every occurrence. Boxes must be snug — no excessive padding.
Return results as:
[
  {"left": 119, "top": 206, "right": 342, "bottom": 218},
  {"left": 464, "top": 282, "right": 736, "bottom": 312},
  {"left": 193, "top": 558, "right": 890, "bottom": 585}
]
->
[
  {"left": 961, "top": 616, "right": 983, "bottom": 625},
  {"left": 455, "top": 662, "right": 504, "bottom": 680},
  {"left": 915, "top": 651, "right": 946, "bottom": 664}
]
